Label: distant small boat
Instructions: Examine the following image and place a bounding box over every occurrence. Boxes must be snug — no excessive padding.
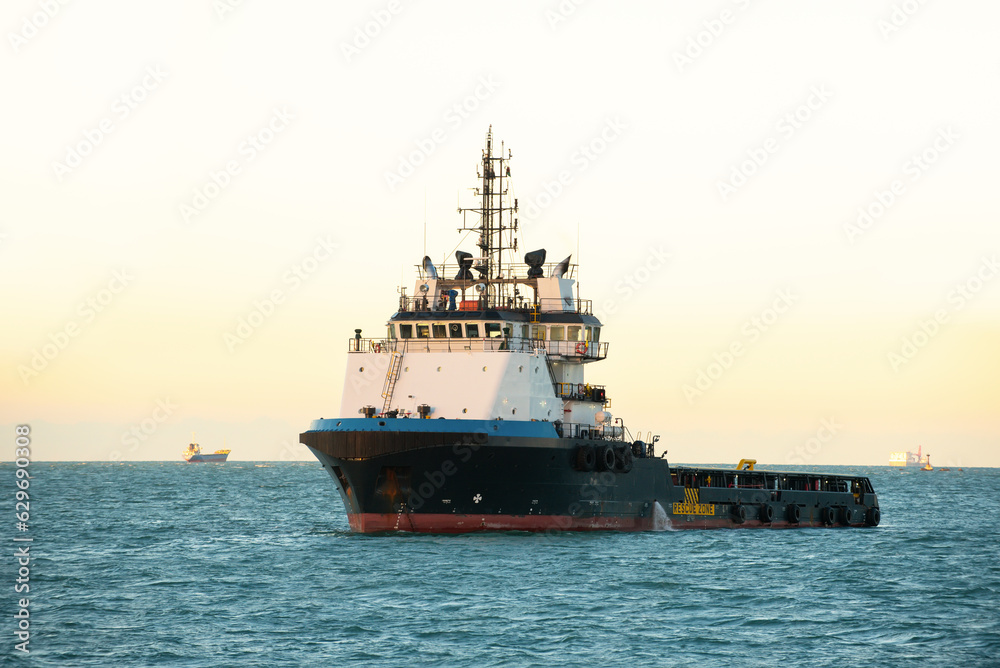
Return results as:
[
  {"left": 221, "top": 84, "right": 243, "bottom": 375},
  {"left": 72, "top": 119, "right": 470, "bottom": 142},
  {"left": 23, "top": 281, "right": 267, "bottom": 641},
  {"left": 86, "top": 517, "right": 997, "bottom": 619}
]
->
[{"left": 183, "top": 436, "right": 230, "bottom": 463}]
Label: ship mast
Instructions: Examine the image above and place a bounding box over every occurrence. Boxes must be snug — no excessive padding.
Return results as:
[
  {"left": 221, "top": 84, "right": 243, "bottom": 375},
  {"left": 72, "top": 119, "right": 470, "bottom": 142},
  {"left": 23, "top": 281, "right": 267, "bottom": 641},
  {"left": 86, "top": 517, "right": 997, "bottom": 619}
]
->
[{"left": 458, "top": 126, "right": 519, "bottom": 306}]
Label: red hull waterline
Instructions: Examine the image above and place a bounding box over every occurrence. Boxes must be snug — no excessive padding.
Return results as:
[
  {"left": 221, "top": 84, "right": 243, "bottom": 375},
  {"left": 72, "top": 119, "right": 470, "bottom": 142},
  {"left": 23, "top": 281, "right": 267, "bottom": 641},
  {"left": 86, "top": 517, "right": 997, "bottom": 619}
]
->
[{"left": 347, "top": 512, "right": 854, "bottom": 533}]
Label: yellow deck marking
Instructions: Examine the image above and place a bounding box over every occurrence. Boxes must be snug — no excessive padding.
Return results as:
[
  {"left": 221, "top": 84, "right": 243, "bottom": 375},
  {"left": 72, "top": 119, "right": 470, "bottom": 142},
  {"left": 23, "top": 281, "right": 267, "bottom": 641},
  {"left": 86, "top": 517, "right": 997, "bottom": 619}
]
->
[{"left": 673, "top": 487, "right": 716, "bottom": 516}]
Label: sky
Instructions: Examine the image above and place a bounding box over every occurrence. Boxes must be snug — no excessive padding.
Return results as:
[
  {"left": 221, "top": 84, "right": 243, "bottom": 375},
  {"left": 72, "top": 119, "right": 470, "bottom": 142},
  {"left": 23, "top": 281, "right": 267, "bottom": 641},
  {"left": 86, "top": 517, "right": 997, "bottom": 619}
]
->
[{"left": 1, "top": 1, "right": 998, "bottom": 466}]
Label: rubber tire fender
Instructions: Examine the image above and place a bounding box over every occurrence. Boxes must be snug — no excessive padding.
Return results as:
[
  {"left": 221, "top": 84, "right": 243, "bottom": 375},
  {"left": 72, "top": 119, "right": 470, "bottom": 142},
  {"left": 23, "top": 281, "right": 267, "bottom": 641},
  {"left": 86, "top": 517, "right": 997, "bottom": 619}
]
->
[
  {"left": 822, "top": 506, "right": 836, "bottom": 525},
  {"left": 840, "top": 506, "right": 853, "bottom": 526},
  {"left": 575, "top": 445, "right": 596, "bottom": 472},
  {"left": 597, "top": 445, "right": 616, "bottom": 472},
  {"left": 865, "top": 506, "right": 881, "bottom": 527},
  {"left": 787, "top": 504, "right": 800, "bottom": 524},
  {"left": 732, "top": 504, "right": 746, "bottom": 524},
  {"left": 760, "top": 504, "right": 774, "bottom": 523},
  {"left": 615, "top": 445, "right": 634, "bottom": 473}
]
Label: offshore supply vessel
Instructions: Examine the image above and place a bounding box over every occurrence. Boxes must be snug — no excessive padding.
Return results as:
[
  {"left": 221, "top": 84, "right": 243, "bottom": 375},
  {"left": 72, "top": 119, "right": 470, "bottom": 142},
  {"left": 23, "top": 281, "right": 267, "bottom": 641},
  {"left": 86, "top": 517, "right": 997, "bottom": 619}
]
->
[
  {"left": 300, "top": 128, "right": 881, "bottom": 532},
  {"left": 889, "top": 445, "right": 931, "bottom": 468},
  {"left": 182, "top": 439, "right": 230, "bottom": 463}
]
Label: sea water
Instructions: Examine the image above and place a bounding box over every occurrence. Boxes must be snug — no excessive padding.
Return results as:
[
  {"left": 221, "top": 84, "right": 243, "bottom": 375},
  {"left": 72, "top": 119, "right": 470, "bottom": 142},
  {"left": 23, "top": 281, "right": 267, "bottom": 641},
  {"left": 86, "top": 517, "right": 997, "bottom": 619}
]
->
[{"left": 8, "top": 462, "right": 999, "bottom": 667}]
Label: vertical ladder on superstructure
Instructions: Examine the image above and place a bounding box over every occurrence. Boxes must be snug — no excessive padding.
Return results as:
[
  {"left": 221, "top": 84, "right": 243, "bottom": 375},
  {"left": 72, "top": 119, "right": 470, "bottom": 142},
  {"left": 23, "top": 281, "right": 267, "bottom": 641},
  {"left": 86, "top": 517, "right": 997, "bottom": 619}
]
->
[{"left": 381, "top": 351, "right": 403, "bottom": 415}]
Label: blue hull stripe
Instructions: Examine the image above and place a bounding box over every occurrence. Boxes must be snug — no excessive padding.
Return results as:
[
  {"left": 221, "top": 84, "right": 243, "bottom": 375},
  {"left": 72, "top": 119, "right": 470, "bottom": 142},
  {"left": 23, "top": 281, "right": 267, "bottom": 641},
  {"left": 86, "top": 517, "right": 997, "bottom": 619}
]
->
[{"left": 307, "top": 417, "right": 559, "bottom": 438}]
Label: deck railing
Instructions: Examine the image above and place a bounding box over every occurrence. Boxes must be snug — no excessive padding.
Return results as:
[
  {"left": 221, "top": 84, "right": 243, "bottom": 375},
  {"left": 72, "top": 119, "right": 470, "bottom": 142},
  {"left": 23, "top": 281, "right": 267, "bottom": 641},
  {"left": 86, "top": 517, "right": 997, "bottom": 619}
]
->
[
  {"left": 555, "top": 422, "right": 625, "bottom": 441},
  {"left": 399, "top": 295, "right": 593, "bottom": 315},
  {"left": 348, "top": 336, "right": 609, "bottom": 359},
  {"left": 554, "top": 382, "right": 607, "bottom": 403}
]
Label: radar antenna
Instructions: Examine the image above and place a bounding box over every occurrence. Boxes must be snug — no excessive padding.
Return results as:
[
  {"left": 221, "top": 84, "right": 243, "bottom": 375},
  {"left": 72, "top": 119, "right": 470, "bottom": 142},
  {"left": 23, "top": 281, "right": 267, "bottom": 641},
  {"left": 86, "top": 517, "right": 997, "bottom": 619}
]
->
[{"left": 457, "top": 126, "right": 519, "bottom": 306}]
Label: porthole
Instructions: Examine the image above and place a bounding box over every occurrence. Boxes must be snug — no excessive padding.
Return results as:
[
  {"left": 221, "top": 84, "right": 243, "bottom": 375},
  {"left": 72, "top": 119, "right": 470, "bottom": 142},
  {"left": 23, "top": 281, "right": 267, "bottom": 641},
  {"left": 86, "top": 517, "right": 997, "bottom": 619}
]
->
[
  {"left": 404, "top": 367, "right": 409, "bottom": 372},
  {"left": 483, "top": 366, "right": 488, "bottom": 372},
  {"left": 378, "top": 421, "right": 385, "bottom": 426},
  {"left": 518, "top": 365, "right": 523, "bottom": 372},
  {"left": 512, "top": 408, "right": 517, "bottom": 415},
  {"left": 534, "top": 367, "right": 539, "bottom": 373},
  {"left": 462, "top": 408, "right": 468, "bottom": 414},
  {"left": 437, "top": 366, "right": 442, "bottom": 372},
  {"left": 359, "top": 367, "right": 364, "bottom": 372}
]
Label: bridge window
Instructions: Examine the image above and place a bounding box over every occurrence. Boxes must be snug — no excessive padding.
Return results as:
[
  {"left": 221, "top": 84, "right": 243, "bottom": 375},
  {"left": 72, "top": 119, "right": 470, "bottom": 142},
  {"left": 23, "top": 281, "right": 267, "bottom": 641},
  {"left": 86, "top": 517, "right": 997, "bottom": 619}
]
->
[
  {"left": 465, "top": 323, "right": 480, "bottom": 338},
  {"left": 550, "top": 326, "right": 565, "bottom": 341},
  {"left": 485, "top": 323, "right": 502, "bottom": 338},
  {"left": 416, "top": 324, "right": 430, "bottom": 338},
  {"left": 567, "top": 325, "right": 582, "bottom": 341},
  {"left": 387, "top": 325, "right": 396, "bottom": 339},
  {"left": 530, "top": 324, "right": 545, "bottom": 340},
  {"left": 399, "top": 324, "right": 413, "bottom": 339},
  {"left": 449, "top": 323, "right": 463, "bottom": 338},
  {"left": 593, "top": 327, "right": 601, "bottom": 342},
  {"left": 432, "top": 324, "right": 447, "bottom": 338}
]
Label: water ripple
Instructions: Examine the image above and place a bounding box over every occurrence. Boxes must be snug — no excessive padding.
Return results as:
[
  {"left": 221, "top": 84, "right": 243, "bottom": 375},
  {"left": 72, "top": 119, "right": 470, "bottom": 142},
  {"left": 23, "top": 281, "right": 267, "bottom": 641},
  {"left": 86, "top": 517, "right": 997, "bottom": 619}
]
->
[{"left": 11, "top": 462, "right": 1000, "bottom": 667}]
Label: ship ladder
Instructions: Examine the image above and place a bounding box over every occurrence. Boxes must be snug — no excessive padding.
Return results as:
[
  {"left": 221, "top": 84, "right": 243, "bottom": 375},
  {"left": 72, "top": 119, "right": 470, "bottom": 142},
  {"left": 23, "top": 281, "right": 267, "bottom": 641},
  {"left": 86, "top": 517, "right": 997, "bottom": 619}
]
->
[
  {"left": 381, "top": 351, "right": 403, "bottom": 414},
  {"left": 394, "top": 502, "right": 417, "bottom": 531}
]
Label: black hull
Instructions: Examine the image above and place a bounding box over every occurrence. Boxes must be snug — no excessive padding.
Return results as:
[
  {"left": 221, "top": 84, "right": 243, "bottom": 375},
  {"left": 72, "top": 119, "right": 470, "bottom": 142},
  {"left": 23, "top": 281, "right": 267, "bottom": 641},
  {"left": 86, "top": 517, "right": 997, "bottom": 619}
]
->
[{"left": 301, "top": 422, "right": 880, "bottom": 533}]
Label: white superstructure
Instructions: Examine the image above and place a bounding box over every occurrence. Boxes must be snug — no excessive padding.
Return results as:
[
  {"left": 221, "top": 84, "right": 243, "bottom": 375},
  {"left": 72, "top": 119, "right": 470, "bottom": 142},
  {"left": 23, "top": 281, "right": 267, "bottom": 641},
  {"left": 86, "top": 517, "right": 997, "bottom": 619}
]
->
[
  {"left": 889, "top": 446, "right": 930, "bottom": 467},
  {"left": 338, "top": 127, "right": 616, "bottom": 440}
]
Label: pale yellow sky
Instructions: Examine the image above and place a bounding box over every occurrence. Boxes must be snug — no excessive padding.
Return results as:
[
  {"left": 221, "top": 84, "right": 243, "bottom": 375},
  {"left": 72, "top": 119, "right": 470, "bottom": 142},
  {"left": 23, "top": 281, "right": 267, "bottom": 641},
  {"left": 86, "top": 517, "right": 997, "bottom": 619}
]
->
[{"left": 2, "top": 1, "right": 998, "bottom": 464}]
